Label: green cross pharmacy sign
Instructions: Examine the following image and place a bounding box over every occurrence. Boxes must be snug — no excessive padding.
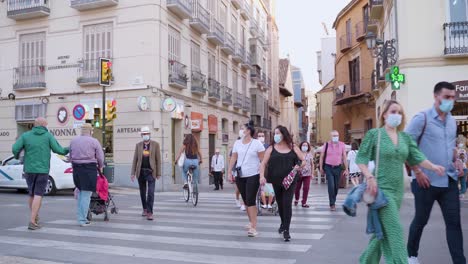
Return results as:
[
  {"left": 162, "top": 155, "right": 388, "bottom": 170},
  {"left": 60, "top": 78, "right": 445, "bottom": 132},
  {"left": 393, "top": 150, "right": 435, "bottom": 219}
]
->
[{"left": 385, "top": 66, "right": 405, "bottom": 90}]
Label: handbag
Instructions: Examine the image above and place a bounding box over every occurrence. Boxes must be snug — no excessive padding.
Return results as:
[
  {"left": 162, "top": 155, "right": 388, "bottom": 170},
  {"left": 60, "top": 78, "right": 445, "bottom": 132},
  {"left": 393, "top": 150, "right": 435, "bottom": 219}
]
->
[
  {"left": 235, "top": 140, "right": 252, "bottom": 178},
  {"left": 177, "top": 152, "right": 185, "bottom": 168},
  {"left": 282, "top": 167, "right": 298, "bottom": 190}
]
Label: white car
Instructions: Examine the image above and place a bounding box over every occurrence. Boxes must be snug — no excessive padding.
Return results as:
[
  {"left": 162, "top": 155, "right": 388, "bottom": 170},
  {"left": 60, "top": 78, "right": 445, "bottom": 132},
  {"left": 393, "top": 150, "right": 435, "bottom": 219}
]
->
[{"left": 0, "top": 153, "right": 74, "bottom": 195}]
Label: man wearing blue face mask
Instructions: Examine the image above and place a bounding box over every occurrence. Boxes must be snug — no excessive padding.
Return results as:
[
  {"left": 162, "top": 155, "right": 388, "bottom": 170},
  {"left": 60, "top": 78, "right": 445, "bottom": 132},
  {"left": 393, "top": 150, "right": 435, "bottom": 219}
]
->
[{"left": 406, "top": 82, "right": 465, "bottom": 264}]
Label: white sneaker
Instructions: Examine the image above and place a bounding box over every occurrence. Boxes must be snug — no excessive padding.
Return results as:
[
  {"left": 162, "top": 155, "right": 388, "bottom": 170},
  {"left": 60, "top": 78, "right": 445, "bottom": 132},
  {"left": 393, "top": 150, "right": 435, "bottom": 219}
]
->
[
  {"left": 248, "top": 228, "right": 258, "bottom": 237},
  {"left": 408, "top": 257, "right": 420, "bottom": 264},
  {"left": 261, "top": 204, "right": 267, "bottom": 209},
  {"left": 267, "top": 204, "right": 272, "bottom": 209},
  {"left": 235, "top": 199, "right": 241, "bottom": 207},
  {"left": 240, "top": 205, "right": 246, "bottom": 211}
]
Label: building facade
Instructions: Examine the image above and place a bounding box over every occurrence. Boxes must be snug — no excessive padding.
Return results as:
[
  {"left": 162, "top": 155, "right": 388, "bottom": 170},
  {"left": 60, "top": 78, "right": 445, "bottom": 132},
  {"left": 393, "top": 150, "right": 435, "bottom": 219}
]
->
[
  {"left": 0, "top": 0, "right": 275, "bottom": 190},
  {"left": 315, "top": 80, "right": 335, "bottom": 144},
  {"left": 332, "top": 0, "right": 376, "bottom": 144},
  {"left": 370, "top": 0, "right": 468, "bottom": 142},
  {"left": 291, "top": 65, "right": 308, "bottom": 143},
  {"left": 278, "top": 58, "right": 299, "bottom": 141}
]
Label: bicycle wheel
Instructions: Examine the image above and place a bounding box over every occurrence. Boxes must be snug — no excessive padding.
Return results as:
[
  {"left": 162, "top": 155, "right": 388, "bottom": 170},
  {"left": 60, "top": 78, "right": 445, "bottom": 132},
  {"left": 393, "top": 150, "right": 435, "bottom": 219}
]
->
[
  {"left": 183, "top": 175, "right": 190, "bottom": 202},
  {"left": 191, "top": 183, "right": 198, "bottom": 206}
]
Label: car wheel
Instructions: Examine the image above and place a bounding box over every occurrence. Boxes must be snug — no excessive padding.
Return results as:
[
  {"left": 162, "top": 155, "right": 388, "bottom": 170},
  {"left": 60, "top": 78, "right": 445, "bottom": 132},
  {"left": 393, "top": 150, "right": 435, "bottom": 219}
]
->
[{"left": 44, "top": 176, "right": 57, "bottom": 196}]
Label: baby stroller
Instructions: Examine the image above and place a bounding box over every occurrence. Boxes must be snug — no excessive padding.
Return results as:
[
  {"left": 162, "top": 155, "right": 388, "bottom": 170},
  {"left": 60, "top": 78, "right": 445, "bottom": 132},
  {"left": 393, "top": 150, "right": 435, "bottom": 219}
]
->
[
  {"left": 257, "top": 183, "right": 278, "bottom": 216},
  {"left": 87, "top": 171, "right": 118, "bottom": 222}
]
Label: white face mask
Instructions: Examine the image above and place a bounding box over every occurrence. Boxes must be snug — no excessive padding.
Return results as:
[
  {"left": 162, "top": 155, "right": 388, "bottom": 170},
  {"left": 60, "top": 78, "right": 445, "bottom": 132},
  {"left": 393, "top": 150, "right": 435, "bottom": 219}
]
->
[
  {"left": 301, "top": 146, "right": 308, "bottom": 152},
  {"left": 258, "top": 136, "right": 265, "bottom": 143},
  {"left": 239, "top": 129, "right": 245, "bottom": 139},
  {"left": 332, "top": 136, "right": 339, "bottom": 143},
  {"left": 459, "top": 143, "right": 464, "bottom": 148},
  {"left": 142, "top": 135, "right": 150, "bottom": 141}
]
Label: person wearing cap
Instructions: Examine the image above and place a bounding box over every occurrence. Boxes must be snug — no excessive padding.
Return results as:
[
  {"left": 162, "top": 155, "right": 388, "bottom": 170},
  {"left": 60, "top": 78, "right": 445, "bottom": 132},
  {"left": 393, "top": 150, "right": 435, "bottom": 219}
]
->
[
  {"left": 69, "top": 123, "right": 104, "bottom": 227},
  {"left": 131, "top": 126, "right": 161, "bottom": 220},
  {"left": 12, "top": 117, "right": 69, "bottom": 230},
  {"left": 210, "top": 148, "right": 225, "bottom": 190}
]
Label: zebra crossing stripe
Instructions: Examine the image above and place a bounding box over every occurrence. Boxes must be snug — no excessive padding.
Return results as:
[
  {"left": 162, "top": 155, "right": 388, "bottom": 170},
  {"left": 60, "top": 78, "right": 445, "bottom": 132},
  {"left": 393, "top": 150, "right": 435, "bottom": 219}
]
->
[
  {"left": 95, "top": 215, "right": 334, "bottom": 230},
  {"left": 9, "top": 226, "right": 313, "bottom": 252},
  {"left": 118, "top": 210, "right": 337, "bottom": 223},
  {"left": 49, "top": 220, "right": 323, "bottom": 239},
  {"left": 0, "top": 236, "right": 296, "bottom": 264}
]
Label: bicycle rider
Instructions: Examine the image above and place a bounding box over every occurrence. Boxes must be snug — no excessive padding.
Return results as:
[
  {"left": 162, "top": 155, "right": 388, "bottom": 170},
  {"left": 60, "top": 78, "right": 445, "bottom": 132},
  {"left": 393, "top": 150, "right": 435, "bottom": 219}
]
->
[{"left": 176, "top": 134, "right": 202, "bottom": 189}]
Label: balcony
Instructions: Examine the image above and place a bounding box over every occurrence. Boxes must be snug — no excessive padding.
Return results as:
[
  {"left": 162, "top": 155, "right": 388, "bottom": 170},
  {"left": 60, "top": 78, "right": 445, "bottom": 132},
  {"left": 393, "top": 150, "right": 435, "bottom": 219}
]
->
[
  {"left": 70, "top": 0, "right": 118, "bottom": 11},
  {"left": 7, "top": 0, "right": 50, "bottom": 20},
  {"left": 77, "top": 59, "right": 99, "bottom": 85},
  {"left": 355, "top": 21, "right": 366, "bottom": 41},
  {"left": 334, "top": 79, "right": 373, "bottom": 106},
  {"left": 340, "top": 34, "right": 352, "bottom": 52},
  {"left": 168, "top": 60, "right": 188, "bottom": 89},
  {"left": 367, "top": 19, "right": 379, "bottom": 34},
  {"left": 207, "top": 17, "right": 224, "bottom": 46},
  {"left": 243, "top": 96, "right": 251, "bottom": 112},
  {"left": 266, "top": 77, "right": 271, "bottom": 89},
  {"left": 250, "top": 20, "right": 258, "bottom": 37},
  {"left": 232, "top": 44, "right": 245, "bottom": 63},
  {"left": 240, "top": 1, "right": 250, "bottom": 20},
  {"left": 208, "top": 78, "right": 221, "bottom": 101},
  {"left": 190, "top": 0, "right": 210, "bottom": 34},
  {"left": 221, "top": 32, "right": 236, "bottom": 55},
  {"left": 250, "top": 66, "right": 261, "bottom": 82},
  {"left": 262, "top": 118, "right": 272, "bottom": 130},
  {"left": 13, "top": 65, "right": 46, "bottom": 90},
  {"left": 241, "top": 52, "right": 252, "bottom": 70},
  {"left": 234, "top": 91, "right": 243, "bottom": 109},
  {"left": 221, "top": 85, "right": 233, "bottom": 105},
  {"left": 369, "top": 0, "right": 383, "bottom": 20},
  {"left": 258, "top": 29, "right": 266, "bottom": 45},
  {"left": 167, "top": 0, "right": 192, "bottom": 19},
  {"left": 191, "top": 70, "right": 207, "bottom": 95},
  {"left": 258, "top": 72, "right": 266, "bottom": 86},
  {"left": 443, "top": 22, "right": 468, "bottom": 57},
  {"left": 231, "top": 0, "right": 241, "bottom": 10}
]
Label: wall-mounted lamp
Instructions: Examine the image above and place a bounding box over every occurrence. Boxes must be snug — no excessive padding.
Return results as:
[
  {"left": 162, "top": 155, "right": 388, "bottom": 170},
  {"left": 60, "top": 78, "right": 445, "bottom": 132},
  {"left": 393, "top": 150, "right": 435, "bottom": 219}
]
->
[{"left": 365, "top": 32, "right": 397, "bottom": 66}]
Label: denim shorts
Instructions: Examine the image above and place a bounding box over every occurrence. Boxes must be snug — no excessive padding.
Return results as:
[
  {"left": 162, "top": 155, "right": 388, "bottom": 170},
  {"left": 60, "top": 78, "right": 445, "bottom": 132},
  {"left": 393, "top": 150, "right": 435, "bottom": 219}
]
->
[{"left": 25, "top": 173, "right": 48, "bottom": 196}]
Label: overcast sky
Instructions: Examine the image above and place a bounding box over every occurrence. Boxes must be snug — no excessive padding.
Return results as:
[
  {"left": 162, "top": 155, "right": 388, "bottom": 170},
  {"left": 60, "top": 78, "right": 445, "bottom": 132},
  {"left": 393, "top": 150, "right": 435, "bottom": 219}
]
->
[{"left": 276, "top": 0, "right": 351, "bottom": 92}]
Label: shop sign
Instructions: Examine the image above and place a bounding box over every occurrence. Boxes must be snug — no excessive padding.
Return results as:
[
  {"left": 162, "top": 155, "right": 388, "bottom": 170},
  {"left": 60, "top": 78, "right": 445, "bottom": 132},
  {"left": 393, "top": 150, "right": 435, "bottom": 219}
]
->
[
  {"left": 116, "top": 127, "right": 141, "bottom": 133},
  {"left": 0, "top": 131, "right": 10, "bottom": 137},
  {"left": 191, "top": 112, "right": 203, "bottom": 132},
  {"left": 385, "top": 66, "right": 405, "bottom": 90},
  {"left": 453, "top": 80, "right": 468, "bottom": 101},
  {"left": 161, "top": 97, "right": 176, "bottom": 112},
  {"left": 57, "top": 106, "right": 69, "bottom": 125},
  {"left": 208, "top": 115, "right": 218, "bottom": 134},
  {"left": 49, "top": 128, "right": 77, "bottom": 137}
]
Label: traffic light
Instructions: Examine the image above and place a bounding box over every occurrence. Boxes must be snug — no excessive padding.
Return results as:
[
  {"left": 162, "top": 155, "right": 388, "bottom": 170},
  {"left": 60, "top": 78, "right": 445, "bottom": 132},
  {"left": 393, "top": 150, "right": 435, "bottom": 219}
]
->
[
  {"left": 93, "top": 108, "right": 101, "bottom": 128},
  {"left": 106, "top": 99, "right": 117, "bottom": 122},
  {"left": 99, "top": 58, "right": 112, "bottom": 86}
]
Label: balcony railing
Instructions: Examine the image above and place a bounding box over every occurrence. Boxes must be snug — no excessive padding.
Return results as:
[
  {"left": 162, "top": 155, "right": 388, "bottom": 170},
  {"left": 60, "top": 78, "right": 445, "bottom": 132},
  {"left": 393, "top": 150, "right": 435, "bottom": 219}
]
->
[
  {"left": 234, "top": 91, "right": 243, "bottom": 109},
  {"left": 77, "top": 59, "right": 100, "bottom": 85},
  {"left": 250, "top": 66, "right": 261, "bottom": 82},
  {"left": 191, "top": 70, "right": 207, "bottom": 95},
  {"left": 367, "top": 18, "right": 379, "bottom": 34},
  {"left": 208, "top": 78, "right": 221, "bottom": 101},
  {"left": 221, "top": 32, "right": 236, "bottom": 55},
  {"left": 233, "top": 44, "right": 245, "bottom": 63},
  {"left": 13, "top": 65, "right": 46, "bottom": 90},
  {"left": 258, "top": 72, "right": 266, "bottom": 85},
  {"left": 7, "top": 0, "right": 50, "bottom": 20},
  {"left": 190, "top": 0, "right": 210, "bottom": 34},
  {"left": 355, "top": 21, "right": 366, "bottom": 41},
  {"left": 340, "top": 34, "right": 352, "bottom": 52},
  {"left": 207, "top": 17, "right": 224, "bottom": 46},
  {"left": 221, "top": 85, "right": 233, "bottom": 105},
  {"left": 167, "top": 0, "right": 192, "bottom": 19},
  {"left": 444, "top": 22, "right": 468, "bottom": 56},
  {"left": 241, "top": 51, "right": 252, "bottom": 69},
  {"left": 70, "top": 0, "right": 118, "bottom": 11},
  {"left": 168, "top": 60, "right": 188, "bottom": 89},
  {"left": 243, "top": 96, "right": 251, "bottom": 112},
  {"left": 370, "top": 0, "right": 384, "bottom": 19}
]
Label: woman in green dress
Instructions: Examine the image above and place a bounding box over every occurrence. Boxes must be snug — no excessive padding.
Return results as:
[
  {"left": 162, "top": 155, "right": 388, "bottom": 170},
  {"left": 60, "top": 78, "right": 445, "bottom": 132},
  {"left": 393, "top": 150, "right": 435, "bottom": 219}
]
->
[{"left": 356, "top": 100, "right": 445, "bottom": 264}]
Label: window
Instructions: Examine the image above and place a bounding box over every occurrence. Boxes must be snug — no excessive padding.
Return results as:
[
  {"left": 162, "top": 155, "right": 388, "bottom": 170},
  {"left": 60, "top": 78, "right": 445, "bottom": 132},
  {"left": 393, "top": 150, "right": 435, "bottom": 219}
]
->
[
  {"left": 191, "top": 41, "right": 201, "bottom": 72},
  {"left": 241, "top": 26, "right": 246, "bottom": 47},
  {"left": 219, "top": 3, "right": 227, "bottom": 29},
  {"left": 233, "top": 121, "right": 239, "bottom": 133},
  {"left": 221, "top": 62, "right": 228, "bottom": 86},
  {"left": 207, "top": 0, "right": 217, "bottom": 17},
  {"left": 292, "top": 71, "right": 302, "bottom": 80},
  {"left": 391, "top": 91, "right": 397, "bottom": 100},
  {"left": 231, "top": 14, "right": 237, "bottom": 38},
  {"left": 168, "top": 26, "right": 181, "bottom": 61},
  {"left": 208, "top": 53, "right": 215, "bottom": 79},
  {"left": 448, "top": 0, "right": 467, "bottom": 22},
  {"left": 348, "top": 57, "right": 360, "bottom": 95},
  {"left": 19, "top": 32, "right": 45, "bottom": 76},
  {"left": 232, "top": 70, "right": 238, "bottom": 92},
  {"left": 83, "top": 23, "right": 112, "bottom": 71},
  {"left": 344, "top": 124, "right": 351, "bottom": 143},
  {"left": 346, "top": 19, "right": 352, "bottom": 45},
  {"left": 242, "top": 76, "right": 247, "bottom": 96},
  {"left": 363, "top": 4, "right": 369, "bottom": 26},
  {"left": 365, "top": 119, "right": 373, "bottom": 133}
]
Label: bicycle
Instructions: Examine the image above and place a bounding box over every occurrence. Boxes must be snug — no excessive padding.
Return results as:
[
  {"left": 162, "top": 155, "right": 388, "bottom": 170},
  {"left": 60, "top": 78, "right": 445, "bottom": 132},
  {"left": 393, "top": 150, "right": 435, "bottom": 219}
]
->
[{"left": 183, "top": 164, "right": 198, "bottom": 206}]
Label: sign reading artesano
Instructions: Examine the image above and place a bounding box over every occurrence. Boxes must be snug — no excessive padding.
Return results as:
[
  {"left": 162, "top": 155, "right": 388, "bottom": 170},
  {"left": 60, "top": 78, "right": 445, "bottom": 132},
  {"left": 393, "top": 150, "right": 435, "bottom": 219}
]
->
[{"left": 453, "top": 80, "right": 468, "bottom": 101}]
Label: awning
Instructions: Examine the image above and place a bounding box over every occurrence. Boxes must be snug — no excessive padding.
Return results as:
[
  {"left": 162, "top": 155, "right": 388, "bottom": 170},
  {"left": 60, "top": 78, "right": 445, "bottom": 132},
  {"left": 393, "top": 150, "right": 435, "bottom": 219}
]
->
[{"left": 208, "top": 115, "right": 218, "bottom": 134}]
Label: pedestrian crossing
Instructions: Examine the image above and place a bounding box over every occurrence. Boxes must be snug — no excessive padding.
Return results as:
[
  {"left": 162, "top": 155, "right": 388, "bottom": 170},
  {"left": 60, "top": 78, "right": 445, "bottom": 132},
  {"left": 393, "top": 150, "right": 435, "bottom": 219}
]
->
[{"left": 0, "top": 192, "right": 347, "bottom": 264}]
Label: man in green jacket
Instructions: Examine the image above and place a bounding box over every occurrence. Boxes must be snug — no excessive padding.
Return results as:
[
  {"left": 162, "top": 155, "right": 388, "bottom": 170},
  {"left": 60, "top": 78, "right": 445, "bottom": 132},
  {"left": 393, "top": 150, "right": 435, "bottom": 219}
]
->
[{"left": 12, "top": 117, "right": 69, "bottom": 230}]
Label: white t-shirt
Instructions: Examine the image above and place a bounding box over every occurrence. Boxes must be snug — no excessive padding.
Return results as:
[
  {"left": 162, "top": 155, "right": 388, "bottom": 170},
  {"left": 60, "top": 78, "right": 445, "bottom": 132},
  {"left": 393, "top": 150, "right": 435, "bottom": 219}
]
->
[
  {"left": 232, "top": 138, "right": 265, "bottom": 177},
  {"left": 347, "top": 150, "right": 361, "bottom": 174}
]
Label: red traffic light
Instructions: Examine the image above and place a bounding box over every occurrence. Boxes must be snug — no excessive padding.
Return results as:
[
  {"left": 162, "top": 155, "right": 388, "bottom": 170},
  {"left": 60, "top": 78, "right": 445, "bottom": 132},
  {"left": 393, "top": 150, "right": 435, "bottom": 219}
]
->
[{"left": 111, "top": 99, "right": 116, "bottom": 106}]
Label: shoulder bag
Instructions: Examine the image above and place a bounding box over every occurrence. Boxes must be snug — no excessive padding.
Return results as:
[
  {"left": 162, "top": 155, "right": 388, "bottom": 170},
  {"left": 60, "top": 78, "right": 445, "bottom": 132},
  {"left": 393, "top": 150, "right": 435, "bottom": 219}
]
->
[{"left": 234, "top": 140, "right": 252, "bottom": 177}]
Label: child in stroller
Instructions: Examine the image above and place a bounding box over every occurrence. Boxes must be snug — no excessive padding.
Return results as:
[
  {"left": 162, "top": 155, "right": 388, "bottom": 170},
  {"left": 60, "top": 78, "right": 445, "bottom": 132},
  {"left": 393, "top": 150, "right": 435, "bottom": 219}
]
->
[
  {"left": 86, "top": 171, "right": 118, "bottom": 221},
  {"left": 257, "top": 183, "right": 278, "bottom": 216}
]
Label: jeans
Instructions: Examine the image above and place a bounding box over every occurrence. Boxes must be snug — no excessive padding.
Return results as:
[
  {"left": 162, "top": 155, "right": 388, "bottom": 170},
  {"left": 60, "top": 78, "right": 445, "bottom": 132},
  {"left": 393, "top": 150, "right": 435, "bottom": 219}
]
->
[
  {"left": 212, "top": 171, "right": 223, "bottom": 189},
  {"left": 295, "top": 176, "right": 311, "bottom": 205},
  {"left": 407, "top": 178, "right": 465, "bottom": 264},
  {"left": 459, "top": 169, "right": 467, "bottom": 195},
  {"left": 273, "top": 182, "right": 296, "bottom": 231},
  {"left": 183, "top": 159, "right": 200, "bottom": 183},
  {"left": 138, "top": 170, "right": 155, "bottom": 214},
  {"left": 324, "top": 164, "right": 343, "bottom": 206},
  {"left": 77, "top": 190, "right": 92, "bottom": 225}
]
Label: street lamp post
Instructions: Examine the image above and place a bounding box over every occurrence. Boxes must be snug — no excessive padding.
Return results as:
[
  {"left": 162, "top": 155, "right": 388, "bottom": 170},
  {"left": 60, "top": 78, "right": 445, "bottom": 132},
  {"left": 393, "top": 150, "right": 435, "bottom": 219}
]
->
[{"left": 365, "top": 32, "right": 397, "bottom": 68}]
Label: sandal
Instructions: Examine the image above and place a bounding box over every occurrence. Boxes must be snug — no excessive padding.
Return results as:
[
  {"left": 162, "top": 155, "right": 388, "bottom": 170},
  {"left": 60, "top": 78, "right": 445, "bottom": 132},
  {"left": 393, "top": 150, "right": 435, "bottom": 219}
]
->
[
  {"left": 301, "top": 204, "right": 310, "bottom": 208},
  {"left": 244, "top": 223, "right": 252, "bottom": 230}
]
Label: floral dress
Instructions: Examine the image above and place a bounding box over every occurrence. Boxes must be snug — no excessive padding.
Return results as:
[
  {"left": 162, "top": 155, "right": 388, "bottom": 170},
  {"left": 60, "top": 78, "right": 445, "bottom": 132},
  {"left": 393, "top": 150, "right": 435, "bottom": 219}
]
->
[{"left": 356, "top": 128, "right": 426, "bottom": 264}]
